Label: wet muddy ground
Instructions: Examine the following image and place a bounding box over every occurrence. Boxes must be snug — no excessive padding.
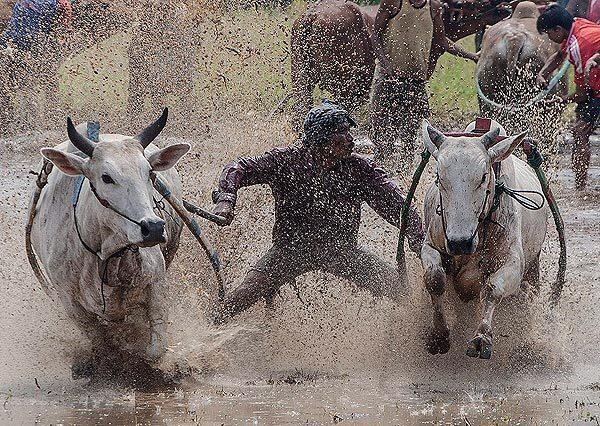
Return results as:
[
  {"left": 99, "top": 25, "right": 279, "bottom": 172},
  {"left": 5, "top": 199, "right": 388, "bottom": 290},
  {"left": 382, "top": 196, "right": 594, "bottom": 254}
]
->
[{"left": 0, "top": 127, "right": 599, "bottom": 424}]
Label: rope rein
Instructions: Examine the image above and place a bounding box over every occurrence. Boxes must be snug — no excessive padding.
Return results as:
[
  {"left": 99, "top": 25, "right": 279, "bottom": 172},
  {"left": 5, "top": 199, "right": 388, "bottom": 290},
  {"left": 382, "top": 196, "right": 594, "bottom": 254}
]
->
[
  {"left": 72, "top": 175, "right": 140, "bottom": 313},
  {"left": 494, "top": 182, "right": 545, "bottom": 211},
  {"left": 89, "top": 181, "right": 144, "bottom": 227},
  {"left": 435, "top": 172, "right": 546, "bottom": 247}
]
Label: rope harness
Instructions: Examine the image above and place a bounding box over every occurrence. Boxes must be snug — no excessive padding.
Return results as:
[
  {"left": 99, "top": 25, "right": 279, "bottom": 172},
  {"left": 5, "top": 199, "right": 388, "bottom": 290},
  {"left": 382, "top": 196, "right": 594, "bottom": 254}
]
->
[
  {"left": 435, "top": 173, "right": 493, "bottom": 247},
  {"left": 25, "top": 160, "right": 54, "bottom": 297},
  {"left": 71, "top": 174, "right": 180, "bottom": 313},
  {"left": 397, "top": 118, "right": 566, "bottom": 305},
  {"left": 71, "top": 175, "right": 144, "bottom": 313},
  {"left": 434, "top": 163, "right": 545, "bottom": 250}
]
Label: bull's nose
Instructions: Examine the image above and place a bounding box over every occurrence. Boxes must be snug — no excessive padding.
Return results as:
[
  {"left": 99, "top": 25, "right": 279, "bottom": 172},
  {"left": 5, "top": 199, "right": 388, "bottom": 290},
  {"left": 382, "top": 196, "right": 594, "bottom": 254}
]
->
[
  {"left": 447, "top": 237, "right": 476, "bottom": 255},
  {"left": 140, "top": 218, "right": 166, "bottom": 244}
]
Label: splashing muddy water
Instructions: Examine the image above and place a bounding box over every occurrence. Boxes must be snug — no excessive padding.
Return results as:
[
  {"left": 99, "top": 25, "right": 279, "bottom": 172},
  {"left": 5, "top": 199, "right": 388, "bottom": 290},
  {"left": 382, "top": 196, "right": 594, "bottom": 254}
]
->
[
  {"left": 1, "top": 1, "right": 600, "bottom": 423},
  {"left": 0, "top": 123, "right": 599, "bottom": 423}
]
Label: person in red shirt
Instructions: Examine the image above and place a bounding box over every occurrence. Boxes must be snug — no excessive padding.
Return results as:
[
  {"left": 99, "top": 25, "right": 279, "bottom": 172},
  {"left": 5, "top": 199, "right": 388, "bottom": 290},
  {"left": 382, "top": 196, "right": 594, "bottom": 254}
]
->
[{"left": 537, "top": 4, "right": 600, "bottom": 190}]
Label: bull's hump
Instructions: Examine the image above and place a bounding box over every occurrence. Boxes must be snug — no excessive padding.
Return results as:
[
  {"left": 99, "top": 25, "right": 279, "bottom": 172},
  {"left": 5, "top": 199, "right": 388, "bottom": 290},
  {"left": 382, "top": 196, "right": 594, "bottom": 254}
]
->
[{"left": 511, "top": 1, "right": 540, "bottom": 19}]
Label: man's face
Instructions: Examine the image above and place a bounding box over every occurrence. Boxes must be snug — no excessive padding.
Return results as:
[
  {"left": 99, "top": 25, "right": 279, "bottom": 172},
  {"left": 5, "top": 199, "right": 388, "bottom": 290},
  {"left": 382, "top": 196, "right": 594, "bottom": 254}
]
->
[
  {"left": 546, "top": 26, "right": 569, "bottom": 43},
  {"left": 326, "top": 122, "right": 354, "bottom": 160}
]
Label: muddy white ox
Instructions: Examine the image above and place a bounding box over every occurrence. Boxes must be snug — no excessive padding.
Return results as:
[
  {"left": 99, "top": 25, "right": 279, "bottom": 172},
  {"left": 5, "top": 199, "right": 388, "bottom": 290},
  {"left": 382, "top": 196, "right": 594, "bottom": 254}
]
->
[
  {"left": 30, "top": 110, "right": 190, "bottom": 373},
  {"left": 420, "top": 120, "right": 549, "bottom": 359}
]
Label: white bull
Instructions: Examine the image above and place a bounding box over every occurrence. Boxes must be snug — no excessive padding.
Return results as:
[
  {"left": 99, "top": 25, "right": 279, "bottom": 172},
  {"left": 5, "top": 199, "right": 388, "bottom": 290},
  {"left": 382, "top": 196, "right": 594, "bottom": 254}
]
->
[
  {"left": 420, "top": 120, "right": 549, "bottom": 359},
  {"left": 29, "top": 109, "right": 190, "bottom": 376}
]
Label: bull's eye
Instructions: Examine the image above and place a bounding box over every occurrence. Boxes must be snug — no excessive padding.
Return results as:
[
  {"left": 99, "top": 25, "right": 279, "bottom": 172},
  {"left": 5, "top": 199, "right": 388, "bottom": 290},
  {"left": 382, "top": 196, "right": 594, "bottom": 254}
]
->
[{"left": 101, "top": 174, "right": 115, "bottom": 184}]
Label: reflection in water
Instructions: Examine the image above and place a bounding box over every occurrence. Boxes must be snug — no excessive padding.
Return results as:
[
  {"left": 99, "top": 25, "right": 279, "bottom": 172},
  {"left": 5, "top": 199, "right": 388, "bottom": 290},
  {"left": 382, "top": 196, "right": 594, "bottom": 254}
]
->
[{"left": 2, "top": 379, "right": 600, "bottom": 424}]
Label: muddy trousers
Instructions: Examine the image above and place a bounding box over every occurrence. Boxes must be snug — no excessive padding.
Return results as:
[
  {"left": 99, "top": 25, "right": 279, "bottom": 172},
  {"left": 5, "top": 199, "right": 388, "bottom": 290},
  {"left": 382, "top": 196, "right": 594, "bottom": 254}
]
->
[
  {"left": 572, "top": 98, "right": 599, "bottom": 189},
  {"left": 222, "top": 245, "right": 405, "bottom": 318},
  {"left": 369, "top": 73, "right": 429, "bottom": 175}
]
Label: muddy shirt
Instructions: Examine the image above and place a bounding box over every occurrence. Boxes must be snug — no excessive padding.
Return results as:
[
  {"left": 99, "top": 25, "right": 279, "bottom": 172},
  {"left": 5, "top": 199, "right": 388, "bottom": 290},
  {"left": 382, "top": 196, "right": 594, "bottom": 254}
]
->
[
  {"left": 216, "top": 145, "right": 423, "bottom": 252},
  {"left": 379, "top": 0, "right": 433, "bottom": 80}
]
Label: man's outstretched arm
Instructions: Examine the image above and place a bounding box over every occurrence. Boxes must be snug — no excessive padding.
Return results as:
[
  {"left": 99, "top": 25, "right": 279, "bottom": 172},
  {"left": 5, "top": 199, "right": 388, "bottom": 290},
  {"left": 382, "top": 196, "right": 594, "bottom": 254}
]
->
[
  {"left": 213, "top": 148, "right": 283, "bottom": 225},
  {"left": 537, "top": 50, "right": 567, "bottom": 87},
  {"left": 359, "top": 160, "right": 425, "bottom": 253}
]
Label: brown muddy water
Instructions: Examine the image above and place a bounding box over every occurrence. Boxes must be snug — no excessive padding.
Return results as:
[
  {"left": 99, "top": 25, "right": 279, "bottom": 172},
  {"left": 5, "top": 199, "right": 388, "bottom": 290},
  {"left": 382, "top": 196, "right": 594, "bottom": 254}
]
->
[{"left": 1, "top": 126, "right": 599, "bottom": 424}]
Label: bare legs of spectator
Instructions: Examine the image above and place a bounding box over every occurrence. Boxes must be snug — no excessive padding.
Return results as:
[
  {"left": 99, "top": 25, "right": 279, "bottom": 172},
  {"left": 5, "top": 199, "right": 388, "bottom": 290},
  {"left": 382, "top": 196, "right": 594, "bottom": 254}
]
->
[{"left": 572, "top": 118, "right": 593, "bottom": 190}]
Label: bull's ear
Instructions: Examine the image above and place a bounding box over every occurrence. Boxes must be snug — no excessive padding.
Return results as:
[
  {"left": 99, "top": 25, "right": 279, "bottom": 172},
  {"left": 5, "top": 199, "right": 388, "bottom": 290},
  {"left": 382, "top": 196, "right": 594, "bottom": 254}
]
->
[
  {"left": 40, "top": 148, "right": 86, "bottom": 176},
  {"left": 422, "top": 120, "right": 444, "bottom": 159},
  {"left": 488, "top": 131, "right": 528, "bottom": 163},
  {"left": 147, "top": 143, "right": 190, "bottom": 171}
]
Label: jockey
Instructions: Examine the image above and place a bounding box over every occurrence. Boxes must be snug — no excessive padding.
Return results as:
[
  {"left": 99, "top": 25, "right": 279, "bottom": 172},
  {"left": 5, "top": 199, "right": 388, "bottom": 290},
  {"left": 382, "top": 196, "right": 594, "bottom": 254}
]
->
[{"left": 211, "top": 100, "right": 424, "bottom": 323}]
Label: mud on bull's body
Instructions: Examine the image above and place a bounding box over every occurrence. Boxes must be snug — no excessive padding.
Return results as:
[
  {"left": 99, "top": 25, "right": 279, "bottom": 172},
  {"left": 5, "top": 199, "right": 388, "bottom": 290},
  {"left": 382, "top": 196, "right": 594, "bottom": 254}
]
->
[
  {"left": 420, "top": 121, "right": 549, "bottom": 360},
  {"left": 28, "top": 110, "right": 190, "bottom": 371}
]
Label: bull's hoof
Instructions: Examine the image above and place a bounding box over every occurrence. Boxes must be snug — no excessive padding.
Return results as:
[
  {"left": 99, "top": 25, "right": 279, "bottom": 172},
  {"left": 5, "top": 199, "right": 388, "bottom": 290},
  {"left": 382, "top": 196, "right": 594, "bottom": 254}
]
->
[
  {"left": 466, "top": 334, "right": 493, "bottom": 359},
  {"left": 426, "top": 329, "right": 450, "bottom": 355}
]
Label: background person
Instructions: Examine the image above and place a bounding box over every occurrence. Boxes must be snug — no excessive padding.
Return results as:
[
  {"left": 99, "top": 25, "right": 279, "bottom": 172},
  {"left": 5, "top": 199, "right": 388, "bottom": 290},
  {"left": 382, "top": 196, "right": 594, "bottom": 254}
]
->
[{"left": 537, "top": 3, "right": 600, "bottom": 190}]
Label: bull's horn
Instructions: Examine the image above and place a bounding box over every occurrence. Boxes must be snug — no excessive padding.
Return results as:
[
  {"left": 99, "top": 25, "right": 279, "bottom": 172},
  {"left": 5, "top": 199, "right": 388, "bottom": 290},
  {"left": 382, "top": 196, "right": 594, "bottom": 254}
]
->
[
  {"left": 67, "top": 117, "right": 96, "bottom": 157},
  {"left": 425, "top": 121, "right": 445, "bottom": 147},
  {"left": 137, "top": 107, "right": 169, "bottom": 148},
  {"left": 481, "top": 127, "right": 501, "bottom": 148}
]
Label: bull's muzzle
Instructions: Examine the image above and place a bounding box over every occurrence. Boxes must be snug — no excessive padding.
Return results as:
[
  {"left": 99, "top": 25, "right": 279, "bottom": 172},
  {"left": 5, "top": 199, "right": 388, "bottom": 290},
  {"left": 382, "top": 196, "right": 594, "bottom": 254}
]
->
[
  {"left": 447, "top": 237, "right": 476, "bottom": 256},
  {"left": 140, "top": 218, "right": 167, "bottom": 245}
]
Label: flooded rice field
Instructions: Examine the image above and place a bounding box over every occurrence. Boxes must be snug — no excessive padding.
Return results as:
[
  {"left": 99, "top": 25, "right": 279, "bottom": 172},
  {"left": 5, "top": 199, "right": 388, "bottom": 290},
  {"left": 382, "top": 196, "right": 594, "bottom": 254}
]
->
[{"left": 0, "top": 126, "right": 599, "bottom": 424}]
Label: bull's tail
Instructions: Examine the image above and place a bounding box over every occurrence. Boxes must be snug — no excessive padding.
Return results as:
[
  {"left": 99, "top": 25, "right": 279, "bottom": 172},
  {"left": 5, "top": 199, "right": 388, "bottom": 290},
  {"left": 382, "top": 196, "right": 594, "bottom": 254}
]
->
[
  {"left": 477, "top": 33, "right": 528, "bottom": 108},
  {"left": 349, "top": 2, "right": 373, "bottom": 45},
  {"left": 508, "top": 33, "right": 548, "bottom": 98}
]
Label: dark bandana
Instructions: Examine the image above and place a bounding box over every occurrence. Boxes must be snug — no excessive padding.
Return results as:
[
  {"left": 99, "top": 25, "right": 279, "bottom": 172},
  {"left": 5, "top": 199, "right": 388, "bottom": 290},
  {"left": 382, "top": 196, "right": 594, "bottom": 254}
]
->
[{"left": 302, "top": 100, "right": 357, "bottom": 146}]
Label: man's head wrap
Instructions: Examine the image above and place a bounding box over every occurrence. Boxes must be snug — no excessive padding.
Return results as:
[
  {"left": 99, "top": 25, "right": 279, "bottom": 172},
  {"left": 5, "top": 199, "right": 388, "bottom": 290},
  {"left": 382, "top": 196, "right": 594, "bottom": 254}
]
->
[{"left": 302, "top": 100, "right": 357, "bottom": 147}]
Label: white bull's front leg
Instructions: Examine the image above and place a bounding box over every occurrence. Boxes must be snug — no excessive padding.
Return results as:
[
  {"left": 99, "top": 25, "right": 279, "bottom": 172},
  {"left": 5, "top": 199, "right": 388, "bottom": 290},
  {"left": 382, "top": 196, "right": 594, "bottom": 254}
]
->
[
  {"left": 422, "top": 243, "right": 451, "bottom": 355},
  {"left": 133, "top": 250, "right": 169, "bottom": 363},
  {"left": 466, "top": 251, "right": 524, "bottom": 359},
  {"left": 144, "top": 277, "right": 168, "bottom": 363}
]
